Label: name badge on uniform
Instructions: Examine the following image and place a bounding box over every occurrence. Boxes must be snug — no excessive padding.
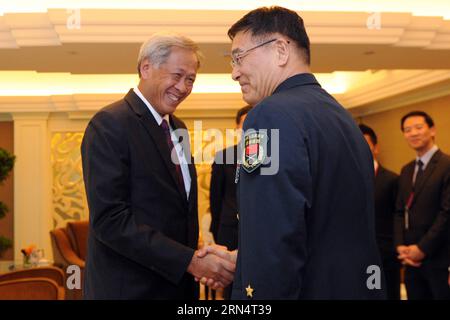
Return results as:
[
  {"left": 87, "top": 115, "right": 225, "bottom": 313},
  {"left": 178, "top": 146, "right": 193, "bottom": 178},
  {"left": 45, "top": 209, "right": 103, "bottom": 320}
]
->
[{"left": 242, "top": 130, "right": 267, "bottom": 173}]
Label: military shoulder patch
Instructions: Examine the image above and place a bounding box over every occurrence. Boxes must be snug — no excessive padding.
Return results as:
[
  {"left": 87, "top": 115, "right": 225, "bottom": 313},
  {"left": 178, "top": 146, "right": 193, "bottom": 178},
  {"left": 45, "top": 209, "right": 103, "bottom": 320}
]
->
[{"left": 242, "top": 130, "right": 267, "bottom": 173}]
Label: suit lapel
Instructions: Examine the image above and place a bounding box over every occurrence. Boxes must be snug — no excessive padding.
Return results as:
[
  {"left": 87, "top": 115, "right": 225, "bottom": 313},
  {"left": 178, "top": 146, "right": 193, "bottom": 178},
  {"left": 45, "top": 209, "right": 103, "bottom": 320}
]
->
[
  {"left": 170, "top": 116, "right": 197, "bottom": 206},
  {"left": 374, "top": 166, "right": 384, "bottom": 189},
  {"left": 169, "top": 115, "right": 193, "bottom": 202},
  {"left": 413, "top": 150, "right": 442, "bottom": 199},
  {"left": 188, "top": 161, "right": 197, "bottom": 207},
  {"left": 375, "top": 165, "right": 384, "bottom": 179},
  {"left": 402, "top": 162, "right": 415, "bottom": 200},
  {"left": 124, "top": 89, "right": 188, "bottom": 202}
]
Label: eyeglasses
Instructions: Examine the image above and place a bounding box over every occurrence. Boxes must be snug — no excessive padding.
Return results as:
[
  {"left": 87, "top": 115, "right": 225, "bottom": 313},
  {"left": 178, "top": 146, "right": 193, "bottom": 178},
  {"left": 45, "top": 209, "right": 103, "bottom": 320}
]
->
[{"left": 230, "top": 38, "right": 278, "bottom": 68}]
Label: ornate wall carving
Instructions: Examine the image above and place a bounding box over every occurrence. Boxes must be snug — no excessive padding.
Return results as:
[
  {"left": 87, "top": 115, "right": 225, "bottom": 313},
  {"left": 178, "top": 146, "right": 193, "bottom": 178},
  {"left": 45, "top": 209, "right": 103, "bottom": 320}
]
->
[{"left": 51, "top": 132, "right": 87, "bottom": 228}]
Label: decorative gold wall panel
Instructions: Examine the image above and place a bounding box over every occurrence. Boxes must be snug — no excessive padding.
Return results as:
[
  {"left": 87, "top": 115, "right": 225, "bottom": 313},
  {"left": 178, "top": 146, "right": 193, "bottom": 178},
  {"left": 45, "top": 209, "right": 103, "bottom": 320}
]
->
[{"left": 51, "top": 132, "right": 88, "bottom": 228}]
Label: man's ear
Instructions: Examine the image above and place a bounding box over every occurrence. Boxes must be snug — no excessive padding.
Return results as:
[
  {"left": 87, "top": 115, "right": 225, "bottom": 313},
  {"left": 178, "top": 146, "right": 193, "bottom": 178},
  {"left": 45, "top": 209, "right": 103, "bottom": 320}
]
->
[
  {"left": 430, "top": 126, "right": 437, "bottom": 140},
  {"left": 275, "top": 40, "right": 289, "bottom": 66},
  {"left": 374, "top": 144, "right": 380, "bottom": 158},
  {"left": 139, "top": 58, "right": 152, "bottom": 79}
]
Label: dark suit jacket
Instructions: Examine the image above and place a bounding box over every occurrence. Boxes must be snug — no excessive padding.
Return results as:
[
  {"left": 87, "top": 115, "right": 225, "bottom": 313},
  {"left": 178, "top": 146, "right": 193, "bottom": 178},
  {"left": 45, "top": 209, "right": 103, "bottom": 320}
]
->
[
  {"left": 209, "top": 145, "right": 239, "bottom": 250},
  {"left": 232, "top": 73, "right": 384, "bottom": 299},
  {"left": 394, "top": 149, "right": 450, "bottom": 268},
  {"left": 374, "top": 166, "right": 399, "bottom": 258},
  {"left": 81, "top": 89, "right": 199, "bottom": 299}
]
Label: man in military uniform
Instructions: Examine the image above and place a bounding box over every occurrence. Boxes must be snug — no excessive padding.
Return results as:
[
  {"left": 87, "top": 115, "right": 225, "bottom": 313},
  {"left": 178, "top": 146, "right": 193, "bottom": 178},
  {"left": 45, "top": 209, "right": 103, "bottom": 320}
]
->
[{"left": 217, "top": 6, "right": 385, "bottom": 299}]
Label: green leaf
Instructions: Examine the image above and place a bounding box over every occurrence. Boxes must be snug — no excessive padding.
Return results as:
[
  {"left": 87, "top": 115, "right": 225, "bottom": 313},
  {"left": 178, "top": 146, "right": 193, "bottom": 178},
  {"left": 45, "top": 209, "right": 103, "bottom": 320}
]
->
[
  {"left": 0, "top": 236, "right": 13, "bottom": 255},
  {"left": 0, "top": 148, "right": 15, "bottom": 183},
  {"left": 0, "top": 202, "right": 7, "bottom": 219}
]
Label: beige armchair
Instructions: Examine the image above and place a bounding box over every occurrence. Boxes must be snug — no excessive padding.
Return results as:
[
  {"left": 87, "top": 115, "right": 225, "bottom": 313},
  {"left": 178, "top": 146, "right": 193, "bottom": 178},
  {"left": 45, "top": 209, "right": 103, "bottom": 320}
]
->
[{"left": 50, "top": 220, "right": 88, "bottom": 299}]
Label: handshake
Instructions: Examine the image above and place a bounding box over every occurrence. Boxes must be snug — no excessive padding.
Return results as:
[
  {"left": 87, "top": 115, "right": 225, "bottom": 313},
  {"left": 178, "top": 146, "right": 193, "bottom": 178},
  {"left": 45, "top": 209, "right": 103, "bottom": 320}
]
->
[{"left": 187, "top": 244, "right": 237, "bottom": 290}]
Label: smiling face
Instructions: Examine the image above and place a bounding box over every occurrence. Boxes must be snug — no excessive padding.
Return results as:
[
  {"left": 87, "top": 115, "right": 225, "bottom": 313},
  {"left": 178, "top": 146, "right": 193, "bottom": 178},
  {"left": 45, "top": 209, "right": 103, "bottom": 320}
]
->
[
  {"left": 402, "top": 115, "right": 436, "bottom": 155},
  {"left": 139, "top": 46, "right": 198, "bottom": 116},
  {"left": 230, "top": 31, "right": 279, "bottom": 106}
]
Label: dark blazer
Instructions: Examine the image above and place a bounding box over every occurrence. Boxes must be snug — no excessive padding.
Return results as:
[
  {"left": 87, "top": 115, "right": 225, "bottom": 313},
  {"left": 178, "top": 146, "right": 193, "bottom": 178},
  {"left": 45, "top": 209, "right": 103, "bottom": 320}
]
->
[
  {"left": 374, "top": 166, "right": 399, "bottom": 257},
  {"left": 232, "top": 74, "right": 384, "bottom": 299},
  {"left": 81, "top": 89, "right": 199, "bottom": 299},
  {"left": 394, "top": 149, "right": 450, "bottom": 268},
  {"left": 209, "top": 145, "right": 239, "bottom": 250}
]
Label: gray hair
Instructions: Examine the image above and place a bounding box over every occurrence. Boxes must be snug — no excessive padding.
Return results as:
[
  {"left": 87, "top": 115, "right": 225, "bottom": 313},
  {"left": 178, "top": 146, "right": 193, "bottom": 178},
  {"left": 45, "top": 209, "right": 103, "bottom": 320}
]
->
[{"left": 137, "top": 32, "right": 202, "bottom": 77}]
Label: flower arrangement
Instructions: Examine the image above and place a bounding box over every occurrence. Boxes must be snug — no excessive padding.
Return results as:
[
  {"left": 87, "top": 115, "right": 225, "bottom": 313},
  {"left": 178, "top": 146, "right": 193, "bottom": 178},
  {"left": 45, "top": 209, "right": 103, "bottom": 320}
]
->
[{"left": 21, "top": 244, "right": 38, "bottom": 267}]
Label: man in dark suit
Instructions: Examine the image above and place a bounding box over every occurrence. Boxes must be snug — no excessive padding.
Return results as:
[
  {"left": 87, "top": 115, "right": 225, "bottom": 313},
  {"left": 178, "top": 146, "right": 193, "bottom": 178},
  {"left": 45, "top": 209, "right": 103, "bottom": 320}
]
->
[
  {"left": 200, "top": 7, "right": 384, "bottom": 299},
  {"left": 394, "top": 110, "right": 450, "bottom": 300},
  {"left": 209, "top": 105, "right": 251, "bottom": 299},
  {"left": 81, "top": 33, "right": 235, "bottom": 299},
  {"left": 210, "top": 105, "right": 251, "bottom": 250},
  {"left": 359, "top": 124, "right": 401, "bottom": 300}
]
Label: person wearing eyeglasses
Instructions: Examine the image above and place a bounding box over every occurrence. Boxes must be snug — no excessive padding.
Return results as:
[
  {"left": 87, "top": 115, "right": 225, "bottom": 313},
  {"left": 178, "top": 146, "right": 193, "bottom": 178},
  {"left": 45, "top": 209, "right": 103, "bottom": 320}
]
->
[
  {"left": 394, "top": 111, "right": 450, "bottom": 300},
  {"left": 198, "top": 6, "right": 385, "bottom": 299}
]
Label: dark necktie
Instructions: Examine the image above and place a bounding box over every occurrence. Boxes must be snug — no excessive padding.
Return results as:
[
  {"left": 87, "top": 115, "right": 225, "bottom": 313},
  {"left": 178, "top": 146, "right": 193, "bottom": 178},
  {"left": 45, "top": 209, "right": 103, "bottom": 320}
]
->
[
  {"left": 413, "top": 159, "right": 424, "bottom": 189},
  {"left": 160, "top": 119, "right": 185, "bottom": 192}
]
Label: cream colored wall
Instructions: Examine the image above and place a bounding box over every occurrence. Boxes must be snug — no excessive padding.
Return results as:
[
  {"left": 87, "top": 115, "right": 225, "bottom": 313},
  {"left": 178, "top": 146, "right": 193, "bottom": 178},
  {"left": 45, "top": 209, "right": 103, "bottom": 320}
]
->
[
  {"left": 13, "top": 113, "right": 52, "bottom": 262},
  {"left": 359, "top": 94, "right": 450, "bottom": 174}
]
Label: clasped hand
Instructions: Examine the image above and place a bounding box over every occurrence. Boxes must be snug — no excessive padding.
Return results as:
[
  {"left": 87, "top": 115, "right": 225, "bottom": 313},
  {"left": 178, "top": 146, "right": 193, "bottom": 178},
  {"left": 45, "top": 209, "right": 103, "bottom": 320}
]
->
[
  {"left": 187, "top": 244, "right": 237, "bottom": 290},
  {"left": 397, "top": 244, "right": 425, "bottom": 267}
]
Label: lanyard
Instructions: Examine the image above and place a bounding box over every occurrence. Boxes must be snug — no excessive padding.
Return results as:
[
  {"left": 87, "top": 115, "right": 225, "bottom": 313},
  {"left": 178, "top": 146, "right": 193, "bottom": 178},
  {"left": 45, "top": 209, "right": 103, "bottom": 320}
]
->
[{"left": 404, "top": 192, "right": 415, "bottom": 230}]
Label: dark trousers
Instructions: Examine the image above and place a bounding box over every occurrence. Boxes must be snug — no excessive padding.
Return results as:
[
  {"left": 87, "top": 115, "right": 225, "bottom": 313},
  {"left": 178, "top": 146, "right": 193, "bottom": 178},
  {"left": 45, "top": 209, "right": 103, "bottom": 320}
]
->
[
  {"left": 382, "top": 254, "right": 401, "bottom": 300},
  {"left": 222, "top": 285, "right": 232, "bottom": 300},
  {"left": 405, "top": 264, "right": 450, "bottom": 300},
  {"left": 217, "top": 224, "right": 238, "bottom": 301}
]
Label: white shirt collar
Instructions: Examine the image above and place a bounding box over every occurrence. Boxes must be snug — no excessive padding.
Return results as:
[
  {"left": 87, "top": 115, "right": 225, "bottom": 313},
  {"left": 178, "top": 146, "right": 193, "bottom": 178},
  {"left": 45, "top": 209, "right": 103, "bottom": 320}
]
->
[
  {"left": 416, "top": 144, "right": 438, "bottom": 169},
  {"left": 133, "top": 87, "right": 170, "bottom": 126},
  {"left": 374, "top": 159, "right": 379, "bottom": 174}
]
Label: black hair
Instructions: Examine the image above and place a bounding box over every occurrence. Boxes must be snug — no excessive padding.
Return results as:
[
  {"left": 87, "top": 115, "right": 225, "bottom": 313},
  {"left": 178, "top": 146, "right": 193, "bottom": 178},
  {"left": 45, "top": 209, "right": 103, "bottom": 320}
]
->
[
  {"left": 236, "top": 105, "right": 252, "bottom": 124},
  {"left": 228, "top": 6, "right": 310, "bottom": 65},
  {"left": 358, "top": 124, "right": 378, "bottom": 145},
  {"left": 400, "top": 111, "right": 434, "bottom": 131}
]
